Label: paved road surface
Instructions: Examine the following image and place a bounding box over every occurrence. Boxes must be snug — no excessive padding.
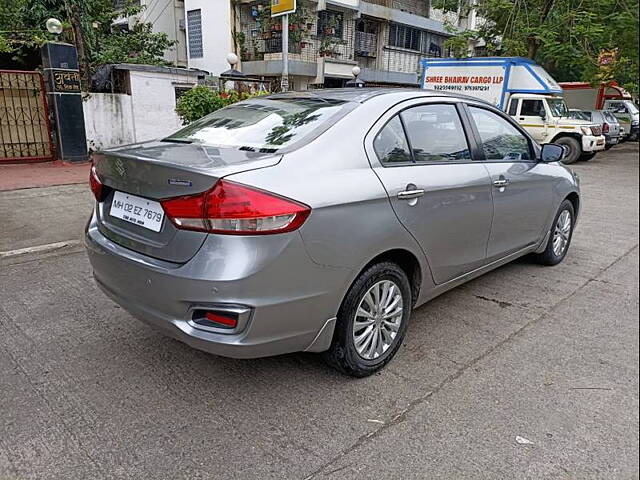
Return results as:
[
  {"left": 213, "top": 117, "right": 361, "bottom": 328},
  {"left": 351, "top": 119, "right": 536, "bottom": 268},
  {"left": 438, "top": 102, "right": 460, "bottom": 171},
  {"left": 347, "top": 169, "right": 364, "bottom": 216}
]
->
[{"left": 1, "top": 143, "right": 638, "bottom": 479}]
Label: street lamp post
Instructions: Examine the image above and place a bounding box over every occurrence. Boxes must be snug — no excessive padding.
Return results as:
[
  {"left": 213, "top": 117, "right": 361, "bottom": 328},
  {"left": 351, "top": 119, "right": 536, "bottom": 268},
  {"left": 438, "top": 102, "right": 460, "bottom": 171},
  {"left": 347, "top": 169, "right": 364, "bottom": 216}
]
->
[{"left": 281, "top": 14, "right": 289, "bottom": 92}]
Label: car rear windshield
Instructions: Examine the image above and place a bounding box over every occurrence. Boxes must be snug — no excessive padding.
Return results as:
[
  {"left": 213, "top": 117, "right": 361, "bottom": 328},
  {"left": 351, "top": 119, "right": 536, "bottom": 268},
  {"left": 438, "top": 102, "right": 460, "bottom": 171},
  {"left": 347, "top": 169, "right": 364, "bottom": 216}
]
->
[
  {"left": 603, "top": 111, "right": 617, "bottom": 122},
  {"left": 164, "top": 96, "right": 354, "bottom": 151}
]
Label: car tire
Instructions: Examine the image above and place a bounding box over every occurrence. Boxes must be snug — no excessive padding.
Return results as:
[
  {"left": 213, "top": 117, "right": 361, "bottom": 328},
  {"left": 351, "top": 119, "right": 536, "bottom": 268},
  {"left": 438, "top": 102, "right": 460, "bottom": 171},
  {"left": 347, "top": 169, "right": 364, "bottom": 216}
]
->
[
  {"left": 555, "top": 137, "right": 581, "bottom": 164},
  {"left": 323, "top": 262, "right": 411, "bottom": 377},
  {"left": 533, "top": 199, "right": 575, "bottom": 266},
  {"left": 580, "top": 152, "right": 597, "bottom": 161},
  {"left": 604, "top": 144, "right": 614, "bottom": 150}
]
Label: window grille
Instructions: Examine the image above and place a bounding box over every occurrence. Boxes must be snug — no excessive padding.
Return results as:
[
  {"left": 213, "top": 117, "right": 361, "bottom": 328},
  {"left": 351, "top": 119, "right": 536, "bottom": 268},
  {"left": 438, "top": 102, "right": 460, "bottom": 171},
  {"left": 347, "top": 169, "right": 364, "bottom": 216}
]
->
[{"left": 187, "top": 9, "right": 203, "bottom": 58}]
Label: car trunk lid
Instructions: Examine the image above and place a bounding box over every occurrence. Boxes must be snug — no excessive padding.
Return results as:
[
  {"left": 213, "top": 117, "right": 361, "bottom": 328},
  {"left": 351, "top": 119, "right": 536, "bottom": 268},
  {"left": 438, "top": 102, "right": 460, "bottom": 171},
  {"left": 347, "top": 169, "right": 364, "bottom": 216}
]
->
[{"left": 93, "top": 140, "right": 282, "bottom": 263}]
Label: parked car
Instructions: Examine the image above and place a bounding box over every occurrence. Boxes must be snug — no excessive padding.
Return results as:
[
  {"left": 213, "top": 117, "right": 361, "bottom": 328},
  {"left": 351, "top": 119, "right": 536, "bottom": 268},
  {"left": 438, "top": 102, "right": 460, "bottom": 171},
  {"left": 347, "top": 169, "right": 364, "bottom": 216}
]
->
[
  {"left": 579, "top": 110, "right": 622, "bottom": 150},
  {"left": 86, "top": 89, "right": 580, "bottom": 377},
  {"left": 605, "top": 100, "right": 639, "bottom": 141},
  {"left": 561, "top": 81, "right": 639, "bottom": 141}
]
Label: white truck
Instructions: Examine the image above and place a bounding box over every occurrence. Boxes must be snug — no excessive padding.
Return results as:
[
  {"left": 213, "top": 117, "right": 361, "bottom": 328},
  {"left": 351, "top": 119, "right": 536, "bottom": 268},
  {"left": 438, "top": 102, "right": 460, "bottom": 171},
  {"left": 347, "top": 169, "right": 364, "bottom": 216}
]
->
[{"left": 421, "top": 57, "right": 606, "bottom": 163}]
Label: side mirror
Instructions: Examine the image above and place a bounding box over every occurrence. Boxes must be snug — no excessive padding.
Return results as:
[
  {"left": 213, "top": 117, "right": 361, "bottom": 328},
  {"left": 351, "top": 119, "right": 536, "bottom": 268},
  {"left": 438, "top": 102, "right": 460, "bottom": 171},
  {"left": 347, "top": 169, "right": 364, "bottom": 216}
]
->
[
  {"left": 540, "top": 143, "right": 565, "bottom": 163},
  {"left": 539, "top": 108, "right": 547, "bottom": 121}
]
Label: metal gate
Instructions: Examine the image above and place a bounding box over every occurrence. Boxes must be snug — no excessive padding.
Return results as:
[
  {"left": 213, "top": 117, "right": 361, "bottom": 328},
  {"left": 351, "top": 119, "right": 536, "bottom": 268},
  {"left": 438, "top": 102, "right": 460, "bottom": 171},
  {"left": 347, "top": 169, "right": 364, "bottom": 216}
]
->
[{"left": 0, "top": 70, "right": 54, "bottom": 163}]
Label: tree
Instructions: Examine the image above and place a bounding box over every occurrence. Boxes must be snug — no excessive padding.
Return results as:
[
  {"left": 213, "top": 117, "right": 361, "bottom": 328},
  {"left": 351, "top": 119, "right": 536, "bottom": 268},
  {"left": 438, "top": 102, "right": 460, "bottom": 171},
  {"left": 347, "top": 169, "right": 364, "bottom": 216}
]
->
[
  {"left": 435, "top": 0, "right": 640, "bottom": 96},
  {"left": 0, "top": 0, "right": 176, "bottom": 87}
]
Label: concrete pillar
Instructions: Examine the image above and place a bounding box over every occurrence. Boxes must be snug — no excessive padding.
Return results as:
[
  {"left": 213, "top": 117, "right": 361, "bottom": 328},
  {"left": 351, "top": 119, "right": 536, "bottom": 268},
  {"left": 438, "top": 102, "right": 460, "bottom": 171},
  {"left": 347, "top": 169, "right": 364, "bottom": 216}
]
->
[{"left": 41, "top": 42, "right": 89, "bottom": 162}]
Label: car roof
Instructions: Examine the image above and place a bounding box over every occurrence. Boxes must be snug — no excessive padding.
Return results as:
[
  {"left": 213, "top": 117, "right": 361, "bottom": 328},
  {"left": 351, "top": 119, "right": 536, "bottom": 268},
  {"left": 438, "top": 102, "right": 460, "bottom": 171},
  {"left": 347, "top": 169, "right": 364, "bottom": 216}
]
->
[{"left": 267, "top": 88, "right": 490, "bottom": 105}]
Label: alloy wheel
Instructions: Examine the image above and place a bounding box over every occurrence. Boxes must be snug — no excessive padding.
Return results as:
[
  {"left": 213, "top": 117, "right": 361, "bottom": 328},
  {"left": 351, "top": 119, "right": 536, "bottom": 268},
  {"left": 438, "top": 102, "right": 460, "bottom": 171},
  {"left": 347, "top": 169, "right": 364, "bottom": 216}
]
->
[
  {"left": 352, "top": 280, "right": 403, "bottom": 360},
  {"left": 552, "top": 209, "right": 572, "bottom": 256}
]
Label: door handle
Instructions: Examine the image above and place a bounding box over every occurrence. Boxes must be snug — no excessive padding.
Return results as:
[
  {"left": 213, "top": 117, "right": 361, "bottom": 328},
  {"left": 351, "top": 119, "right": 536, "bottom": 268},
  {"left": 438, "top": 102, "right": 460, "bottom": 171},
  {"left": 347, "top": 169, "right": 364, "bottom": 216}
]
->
[
  {"left": 397, "top": 189, "right": 425, "bottom": 200},
  {"left": 493, "top": 178, "right": 510, "bottom": 188}
]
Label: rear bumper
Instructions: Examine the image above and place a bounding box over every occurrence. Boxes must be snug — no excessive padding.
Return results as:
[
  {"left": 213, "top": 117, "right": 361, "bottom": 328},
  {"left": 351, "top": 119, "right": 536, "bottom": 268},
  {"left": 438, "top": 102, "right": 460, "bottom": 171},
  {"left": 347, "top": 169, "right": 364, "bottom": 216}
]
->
[
  {"left": 605, "top": 134, "right": 620, "bottom": 145},
  {"left": 581, "top": 135, "right": 606, "bottom": 152},
  {"left": 85, "top": 213, "right": 347, "bottom": 358}
]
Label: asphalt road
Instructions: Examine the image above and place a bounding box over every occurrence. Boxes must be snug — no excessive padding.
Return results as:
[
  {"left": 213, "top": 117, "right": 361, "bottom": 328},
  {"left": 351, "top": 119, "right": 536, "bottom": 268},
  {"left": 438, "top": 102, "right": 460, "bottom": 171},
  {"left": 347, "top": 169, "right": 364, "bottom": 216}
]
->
[{"left": 1, "top": 143, "right": 638, "bottom": 479}]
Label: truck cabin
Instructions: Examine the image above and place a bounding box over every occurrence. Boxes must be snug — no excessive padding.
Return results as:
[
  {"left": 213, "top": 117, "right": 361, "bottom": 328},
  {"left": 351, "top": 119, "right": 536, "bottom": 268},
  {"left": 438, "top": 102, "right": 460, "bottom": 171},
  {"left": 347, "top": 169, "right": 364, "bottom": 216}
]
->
[{"left": 507, "top": 95, "right": 571, "bottom": 121}]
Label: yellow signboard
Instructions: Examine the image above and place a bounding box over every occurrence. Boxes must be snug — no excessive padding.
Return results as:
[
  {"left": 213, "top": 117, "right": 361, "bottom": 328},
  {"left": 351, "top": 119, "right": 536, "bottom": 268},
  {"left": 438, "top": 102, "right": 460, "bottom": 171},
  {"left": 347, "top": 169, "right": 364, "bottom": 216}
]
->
[{"left": 271, "top": 0, "right": 296, "bottom": 17}]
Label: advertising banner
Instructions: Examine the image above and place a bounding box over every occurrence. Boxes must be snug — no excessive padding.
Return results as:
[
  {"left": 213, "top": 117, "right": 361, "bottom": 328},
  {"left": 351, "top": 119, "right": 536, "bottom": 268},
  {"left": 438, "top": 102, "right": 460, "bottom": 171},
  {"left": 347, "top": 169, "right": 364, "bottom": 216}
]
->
[{"left": 422, "top": 64, "right": 506, "bottom": 107}]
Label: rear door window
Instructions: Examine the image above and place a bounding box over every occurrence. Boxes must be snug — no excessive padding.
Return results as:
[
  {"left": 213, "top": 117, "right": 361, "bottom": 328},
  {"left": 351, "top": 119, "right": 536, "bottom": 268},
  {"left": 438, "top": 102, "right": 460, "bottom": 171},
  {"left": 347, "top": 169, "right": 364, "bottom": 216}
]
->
[
  {"left": 469, "top": 106, "right": 533, "bottom": 161},
  {"left": 604, "top": 111, "right": 617, "bottom": 123},
  {"left": 607, "top": 101, "right": 627, "bottom": 113},
  {"left": 400, "top": 104, "right": 470, "bottom": 162},
  {"left": 373, "top": 116, "right": 412, "bottom": 164},
  {"left": 581, "top": 111, "right": 593, "bottom": 121}
]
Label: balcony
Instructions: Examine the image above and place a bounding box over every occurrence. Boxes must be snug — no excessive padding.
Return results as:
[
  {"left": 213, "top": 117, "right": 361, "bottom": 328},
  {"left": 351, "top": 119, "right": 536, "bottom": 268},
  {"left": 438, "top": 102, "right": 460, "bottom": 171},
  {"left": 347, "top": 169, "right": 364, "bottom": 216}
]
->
[{"left": 355, "top": 31, "right": 378, "bottom": 57}]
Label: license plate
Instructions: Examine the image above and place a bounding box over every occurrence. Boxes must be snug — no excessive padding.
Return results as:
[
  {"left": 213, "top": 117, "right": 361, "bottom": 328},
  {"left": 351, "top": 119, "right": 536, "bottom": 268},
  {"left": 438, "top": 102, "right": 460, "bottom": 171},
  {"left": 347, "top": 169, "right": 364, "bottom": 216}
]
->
[{"left": 110, "top": 191, "right": 164, "bottom": 232}]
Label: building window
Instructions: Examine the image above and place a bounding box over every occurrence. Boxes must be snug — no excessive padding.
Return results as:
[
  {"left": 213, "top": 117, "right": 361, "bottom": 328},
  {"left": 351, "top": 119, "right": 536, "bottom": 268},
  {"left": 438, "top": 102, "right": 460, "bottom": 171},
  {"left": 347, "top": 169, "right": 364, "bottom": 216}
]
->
[
  {"left": 388, "top": 23, "right": 420, "bottom": 51},
  {"left": 318, "top": 10, "right": 344, "bottom": 38},
  {"left": 187, "top": 9, "right": 203, "bottom": 58},
  {"left": 388, "top": 23, "right": 446, "bottom": 57}
]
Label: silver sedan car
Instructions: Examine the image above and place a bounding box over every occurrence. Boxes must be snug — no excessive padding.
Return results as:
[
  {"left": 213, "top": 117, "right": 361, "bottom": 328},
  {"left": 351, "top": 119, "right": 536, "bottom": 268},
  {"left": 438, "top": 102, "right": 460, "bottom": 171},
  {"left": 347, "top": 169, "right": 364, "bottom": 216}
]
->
[{"left": 86, "top": 88, "right": 580, "bottom": 377}]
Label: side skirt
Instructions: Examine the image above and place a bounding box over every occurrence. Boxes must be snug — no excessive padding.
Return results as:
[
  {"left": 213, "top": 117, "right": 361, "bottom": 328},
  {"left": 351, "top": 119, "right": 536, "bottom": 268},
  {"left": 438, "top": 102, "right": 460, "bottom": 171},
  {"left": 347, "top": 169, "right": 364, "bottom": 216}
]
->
[{"left": 415, "top": 244, "right": 538, "bottom": 307}]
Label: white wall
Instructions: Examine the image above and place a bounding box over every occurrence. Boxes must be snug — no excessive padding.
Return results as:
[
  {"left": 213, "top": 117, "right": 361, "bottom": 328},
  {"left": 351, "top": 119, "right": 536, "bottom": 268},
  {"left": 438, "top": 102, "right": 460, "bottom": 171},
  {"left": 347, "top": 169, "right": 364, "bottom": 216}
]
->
[
  {"left": 83, "top": 93, "right": 136, "bottom": 151},
  {"left": 83, "top": 70, "right": 196, "bottom": 151},
  {"left": 128, "top": 70, "right": 193, "bottom": 142},
  {"left": 184, "top": 0, "right": 232, "bottom": 76}
]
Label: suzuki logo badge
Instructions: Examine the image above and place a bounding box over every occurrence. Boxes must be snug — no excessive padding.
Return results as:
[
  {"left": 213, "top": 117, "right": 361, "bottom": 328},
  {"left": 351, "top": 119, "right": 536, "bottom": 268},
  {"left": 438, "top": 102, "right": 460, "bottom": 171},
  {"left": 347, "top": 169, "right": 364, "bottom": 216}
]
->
[{"left": 114, "top": 158, "right": 126, "bottom": 178}]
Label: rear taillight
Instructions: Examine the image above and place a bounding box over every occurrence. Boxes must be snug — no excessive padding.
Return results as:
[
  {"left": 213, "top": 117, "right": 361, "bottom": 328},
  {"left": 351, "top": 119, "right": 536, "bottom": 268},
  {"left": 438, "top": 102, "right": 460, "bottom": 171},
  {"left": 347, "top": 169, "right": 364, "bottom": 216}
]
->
[
  {"left": 161, "top": 179, "right": 311, "bottom": 235},
  {"left": 602, "top": 122, "right": 609, "bottom": 134},
  {"left": 90, "top": 165, "right": 104, "bottom": 202}
]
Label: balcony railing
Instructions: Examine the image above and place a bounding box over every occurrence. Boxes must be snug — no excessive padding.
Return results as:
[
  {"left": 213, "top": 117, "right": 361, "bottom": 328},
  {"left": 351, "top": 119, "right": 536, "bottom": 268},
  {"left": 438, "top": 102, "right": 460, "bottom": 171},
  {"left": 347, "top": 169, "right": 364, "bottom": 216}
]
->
[{"left": 263, "top": 36, "right": 302, "bottom": 55}]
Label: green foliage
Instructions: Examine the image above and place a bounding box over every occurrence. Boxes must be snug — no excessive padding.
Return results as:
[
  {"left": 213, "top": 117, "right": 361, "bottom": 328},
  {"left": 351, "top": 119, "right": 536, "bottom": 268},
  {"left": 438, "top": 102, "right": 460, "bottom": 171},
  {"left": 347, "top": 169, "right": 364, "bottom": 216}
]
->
[
  {"left": 0, "top": 0, "right": 175, "bottom": 71},
  {"left": 175, "top": 86, "right": 262, "bottom": 125},
  {"left": 438, "top": 0, "right": 640, "bottom": 96},
  {"left": 93, "top": 23, "right": 176, "bottom": 66},
  {"left": 0, "top": 37, "right": 11, "bottom": 54}
]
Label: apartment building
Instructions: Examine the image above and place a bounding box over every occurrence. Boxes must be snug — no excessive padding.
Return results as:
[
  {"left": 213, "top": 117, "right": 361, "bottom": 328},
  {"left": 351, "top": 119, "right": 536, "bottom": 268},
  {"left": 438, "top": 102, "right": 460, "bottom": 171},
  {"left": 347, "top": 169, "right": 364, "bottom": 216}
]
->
[
  {"left": 182, "top": 0, "right": 462, "bottom": 89},
  {"left": 114, "top": 0, "right": 188, "bottom": 67}
]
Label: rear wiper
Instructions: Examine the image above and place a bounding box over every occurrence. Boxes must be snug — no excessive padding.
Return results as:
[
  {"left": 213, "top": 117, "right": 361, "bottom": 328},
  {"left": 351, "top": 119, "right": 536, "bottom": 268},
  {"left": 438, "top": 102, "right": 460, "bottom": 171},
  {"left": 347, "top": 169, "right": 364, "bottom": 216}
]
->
[{"left": 161, "top": 137, "right": 192, "bottom": 144}]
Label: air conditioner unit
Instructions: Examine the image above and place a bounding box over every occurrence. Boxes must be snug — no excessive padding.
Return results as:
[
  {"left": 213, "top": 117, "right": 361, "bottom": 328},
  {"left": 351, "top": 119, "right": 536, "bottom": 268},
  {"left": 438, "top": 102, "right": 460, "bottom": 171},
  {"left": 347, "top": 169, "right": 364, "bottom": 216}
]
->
[{"left": 178, "top": 19, "right": 185, "bottom": 30}]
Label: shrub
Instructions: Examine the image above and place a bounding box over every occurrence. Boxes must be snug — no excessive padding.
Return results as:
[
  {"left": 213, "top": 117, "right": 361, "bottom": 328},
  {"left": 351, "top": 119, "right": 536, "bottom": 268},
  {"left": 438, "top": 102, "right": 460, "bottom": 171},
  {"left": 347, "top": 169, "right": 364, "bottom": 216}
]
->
[{"left": 175, "top": 86, "right": 260, "bottom": 124}]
